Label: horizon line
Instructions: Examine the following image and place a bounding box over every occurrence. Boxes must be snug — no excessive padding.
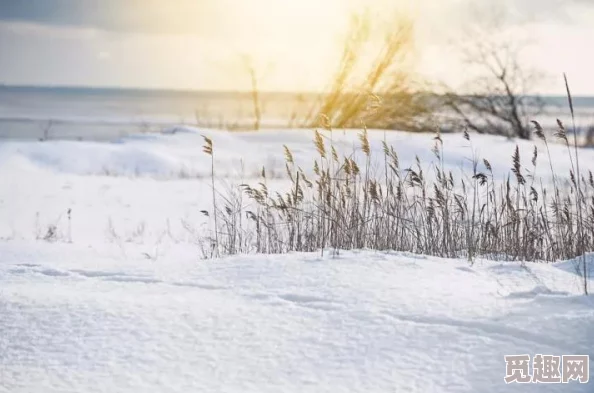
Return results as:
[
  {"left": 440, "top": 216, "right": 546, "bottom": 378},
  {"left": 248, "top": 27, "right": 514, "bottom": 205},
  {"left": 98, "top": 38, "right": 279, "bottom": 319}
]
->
[{"left": 1, "top": 83, "right": 594, "bottom": 98}]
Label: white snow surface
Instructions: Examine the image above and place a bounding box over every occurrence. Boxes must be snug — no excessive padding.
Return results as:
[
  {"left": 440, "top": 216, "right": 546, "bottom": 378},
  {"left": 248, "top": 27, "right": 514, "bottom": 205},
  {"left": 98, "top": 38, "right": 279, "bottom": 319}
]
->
[
  {"left": 1, "top": 126, "right": 592, "bottom": 180},
  {"left": 1, "top": 243, "right": 593, "bottom": 393},
  {"left": 1, "top": 127, "right": 594, "bottom": 392},
  {"left": 2, "top": 127, "right": 593, "bottom": 245}
]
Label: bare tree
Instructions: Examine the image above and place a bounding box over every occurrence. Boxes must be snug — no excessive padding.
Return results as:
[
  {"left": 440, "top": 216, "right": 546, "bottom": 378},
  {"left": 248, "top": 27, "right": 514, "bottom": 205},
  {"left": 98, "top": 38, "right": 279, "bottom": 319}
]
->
[
  {"left": 39, "top": 120, "right": 53, "bottom": 141},
  {"left": 443, "top": 18, "right": 544, "bottom": 140},
  {"left": 240, "top": 55, "right": 273, "bottom": 131},
  {"left": 585, "top": 125, "right": 594, "bottom": 147}
]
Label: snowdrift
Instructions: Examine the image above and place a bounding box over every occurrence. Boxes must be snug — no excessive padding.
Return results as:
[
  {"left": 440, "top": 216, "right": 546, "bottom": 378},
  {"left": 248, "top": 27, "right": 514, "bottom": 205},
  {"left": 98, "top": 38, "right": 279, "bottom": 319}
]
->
[{"left": 1, "top": 243, "right": 593, "bottom": 393}]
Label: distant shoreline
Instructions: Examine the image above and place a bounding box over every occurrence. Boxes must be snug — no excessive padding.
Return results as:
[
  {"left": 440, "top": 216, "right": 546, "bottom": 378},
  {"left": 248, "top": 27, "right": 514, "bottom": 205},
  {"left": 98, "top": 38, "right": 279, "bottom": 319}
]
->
[
  {"left": 0, "top": 84, "right": 320, "bottom": 100},
  {"left": 1, "top": 84, "right": 594, "bottom": 104}
]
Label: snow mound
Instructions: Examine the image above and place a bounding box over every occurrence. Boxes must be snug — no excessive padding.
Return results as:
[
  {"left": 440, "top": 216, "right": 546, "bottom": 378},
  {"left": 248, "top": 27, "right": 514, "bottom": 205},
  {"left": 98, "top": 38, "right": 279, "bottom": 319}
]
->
[
  {"left": 1, "top": 243, "right": 593, "bottom": 393},
  {"left": 2, "top": 127, "right": 592, "bottom": 181},
  {"left": 0, "top": 129, "right": 244, "bottom": 178},
  {"left": 555, "top": 253, "right": 594, "bottom": 280}
]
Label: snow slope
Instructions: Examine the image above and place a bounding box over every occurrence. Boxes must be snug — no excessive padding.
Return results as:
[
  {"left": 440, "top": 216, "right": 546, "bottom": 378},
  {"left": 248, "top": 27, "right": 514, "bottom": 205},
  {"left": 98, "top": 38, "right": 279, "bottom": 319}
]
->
[
  {"left": 1, "top": 242, "right": 593, "bottom": 393},
  {"left": 2, "top": 127, "right": 594, "bottom": 245},
  {"left": 1, "top": 126, "right": 592, "bottom": 180},
  {"left": 1, "top": 128, "right": 594, "bottom": 392}
]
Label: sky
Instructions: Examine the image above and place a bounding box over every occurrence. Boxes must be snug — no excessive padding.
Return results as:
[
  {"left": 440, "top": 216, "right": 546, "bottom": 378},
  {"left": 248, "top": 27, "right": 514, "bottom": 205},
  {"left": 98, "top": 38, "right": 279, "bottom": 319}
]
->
[{"left": 0, "top": 0, "right": 593, "bottom": 95}]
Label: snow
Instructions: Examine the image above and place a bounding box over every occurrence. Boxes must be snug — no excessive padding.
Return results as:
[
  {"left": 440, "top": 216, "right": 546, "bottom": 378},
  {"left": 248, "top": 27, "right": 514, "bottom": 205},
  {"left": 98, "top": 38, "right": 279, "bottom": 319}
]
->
[
  {"left": 1, "top": 126, "right": 592, "bottom": 180},
  {"left": 1, "top": 127, "right": 594, "bottom": 392},
  {"left": 1, "top": 126, "right": 592, "bottom": 245},
  {"left": 1, "top": 242, "right": 593, "bottom": 393}
]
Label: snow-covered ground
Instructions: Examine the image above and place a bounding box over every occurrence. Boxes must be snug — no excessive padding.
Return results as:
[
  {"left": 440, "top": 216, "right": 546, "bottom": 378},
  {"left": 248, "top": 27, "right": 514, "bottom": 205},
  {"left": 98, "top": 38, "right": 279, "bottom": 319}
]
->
[
  {"left": 2, "top": 127, "right": 594, "bottom": 245},
  {"left": 1, "top": 242, "right": 593, "bottom": 393},
  {"left": 1, "top": 127, "right": 593, "bottom": 392}
]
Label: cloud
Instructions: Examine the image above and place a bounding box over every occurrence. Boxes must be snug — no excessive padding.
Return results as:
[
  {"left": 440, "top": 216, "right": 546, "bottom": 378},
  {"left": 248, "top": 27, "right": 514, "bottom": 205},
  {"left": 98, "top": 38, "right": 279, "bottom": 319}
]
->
[
  {"left": 455, "top": 0, "right": 594, "bottom": 26},
  {"left": 0, "top": 0, "right": 225, "bottom": 36},
  {"left": 1, "top": 0, "right": 593, "bottom": 94},
  {"left": 1, "top": 0, "right": 592, "bottom": 36}
]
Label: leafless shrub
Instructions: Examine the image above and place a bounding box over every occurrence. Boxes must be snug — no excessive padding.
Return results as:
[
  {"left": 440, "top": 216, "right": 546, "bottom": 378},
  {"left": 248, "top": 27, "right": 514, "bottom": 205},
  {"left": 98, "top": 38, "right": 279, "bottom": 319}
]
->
[
  {"left": 301, "top": 12, "right": 433, "bottom": 132},
  {"left": 35, "top": 210, "right": 70, "bottom": 242},
  {"left": 39, "top": 120, "right": 53, "bottom": 142},
  {"left": 443, "top": 28, "right": 544, "bottom": 140},
  {"left": 43, "top": 225, "right": 58, "bottom": 242},
  {"left": 126, "top": 221, "right": 147, "bottom": 244}
]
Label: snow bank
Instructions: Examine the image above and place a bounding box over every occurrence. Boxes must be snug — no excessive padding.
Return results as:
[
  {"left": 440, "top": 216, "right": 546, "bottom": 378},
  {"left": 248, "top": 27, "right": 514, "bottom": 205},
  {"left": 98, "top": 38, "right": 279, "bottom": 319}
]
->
[
  {"left": 1, "top": 127, "right": 591, "bottom": 181},
  {"left": 0, "top": 242, "right": 592, "bottom": 393},
  {"left": 1, "top": 127, "right": 593, "bottom": 247}
]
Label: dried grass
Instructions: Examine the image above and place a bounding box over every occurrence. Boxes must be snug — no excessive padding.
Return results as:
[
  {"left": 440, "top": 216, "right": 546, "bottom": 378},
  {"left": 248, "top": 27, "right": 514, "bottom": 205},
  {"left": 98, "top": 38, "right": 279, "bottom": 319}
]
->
[{"left": 200, "top": 118, "right": 592, "bottom": 293}]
